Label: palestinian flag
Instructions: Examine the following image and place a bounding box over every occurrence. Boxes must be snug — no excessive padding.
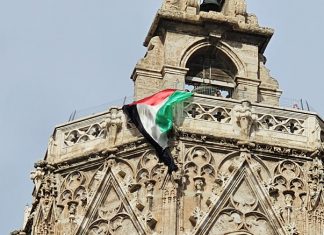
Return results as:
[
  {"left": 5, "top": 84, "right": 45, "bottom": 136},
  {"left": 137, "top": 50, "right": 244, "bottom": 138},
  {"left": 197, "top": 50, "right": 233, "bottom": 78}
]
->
[{"left": 123, "top": 89, "right": 192, "bottom": 173}]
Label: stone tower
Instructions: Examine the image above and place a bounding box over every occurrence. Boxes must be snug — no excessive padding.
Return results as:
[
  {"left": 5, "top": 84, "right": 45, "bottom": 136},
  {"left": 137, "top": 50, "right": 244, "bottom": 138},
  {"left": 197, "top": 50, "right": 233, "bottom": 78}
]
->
[{"left": 14, "top": 0, "right": 324, "bottom": 235}]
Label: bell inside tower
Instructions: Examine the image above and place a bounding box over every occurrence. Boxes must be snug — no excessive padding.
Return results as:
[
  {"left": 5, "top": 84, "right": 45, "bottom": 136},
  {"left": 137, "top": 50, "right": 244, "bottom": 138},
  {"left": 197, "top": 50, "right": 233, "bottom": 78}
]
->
[
  {"left": 185, "top": 46, "right": 237, "bottom": 98},
  {"left": 200, "top": 0, "right": 225, "bottom": 12}
]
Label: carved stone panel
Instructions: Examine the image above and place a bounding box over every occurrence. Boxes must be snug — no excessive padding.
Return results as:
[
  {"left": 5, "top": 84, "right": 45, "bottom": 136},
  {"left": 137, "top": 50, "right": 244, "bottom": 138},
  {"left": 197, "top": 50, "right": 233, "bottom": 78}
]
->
[
  {"left": 192, "top": 160, "right": 285, "bottom": 235},
  {"left": 78, "top": 171, "right": 146, "bottom": 235}
]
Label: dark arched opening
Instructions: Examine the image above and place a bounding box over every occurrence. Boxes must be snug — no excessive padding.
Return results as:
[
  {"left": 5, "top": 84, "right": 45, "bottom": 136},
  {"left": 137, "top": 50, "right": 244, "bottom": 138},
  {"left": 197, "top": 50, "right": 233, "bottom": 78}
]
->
[
  {"left": 200, "top": 0, "right": 225, "bottom": 13},
  {"left": 185, "top": 46, "right": 237, "bottom": 98}
]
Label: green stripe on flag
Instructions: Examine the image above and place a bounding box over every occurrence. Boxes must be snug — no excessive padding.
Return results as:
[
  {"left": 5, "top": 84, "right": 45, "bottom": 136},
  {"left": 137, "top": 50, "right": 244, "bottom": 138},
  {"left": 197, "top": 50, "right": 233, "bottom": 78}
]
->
[{"left": 156, "top": 91, "right": 192, "bottom": 133}]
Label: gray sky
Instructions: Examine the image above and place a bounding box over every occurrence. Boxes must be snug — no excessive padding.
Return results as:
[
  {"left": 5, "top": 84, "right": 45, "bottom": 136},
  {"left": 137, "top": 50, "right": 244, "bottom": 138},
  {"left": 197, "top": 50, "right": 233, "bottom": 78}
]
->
[{"left": 1, "top": 0, "right": 323, "bottom": 233}]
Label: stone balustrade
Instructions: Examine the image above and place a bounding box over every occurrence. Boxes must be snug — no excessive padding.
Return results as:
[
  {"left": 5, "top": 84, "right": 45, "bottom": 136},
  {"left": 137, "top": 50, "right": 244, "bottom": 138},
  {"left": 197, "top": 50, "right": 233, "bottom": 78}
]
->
[
  {"left": 181, "top": 94, "right": 322, "bottom": 151},
  {"left": 47, "top": 94, "right": 324, "bottom": 163}
]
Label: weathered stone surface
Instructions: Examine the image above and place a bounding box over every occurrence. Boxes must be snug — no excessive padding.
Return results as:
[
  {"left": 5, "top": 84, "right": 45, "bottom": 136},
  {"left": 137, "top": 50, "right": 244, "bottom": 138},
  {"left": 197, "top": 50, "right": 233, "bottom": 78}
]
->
[{"left": 15, "top": 1, "right": 324, "bottom": 235}]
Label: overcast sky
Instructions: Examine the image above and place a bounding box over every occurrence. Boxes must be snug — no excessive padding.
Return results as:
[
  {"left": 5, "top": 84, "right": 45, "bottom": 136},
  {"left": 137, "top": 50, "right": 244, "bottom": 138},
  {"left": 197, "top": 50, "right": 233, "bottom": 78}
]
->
[{"left": 1, "top": 0, "right": 324, "bottom": 233}]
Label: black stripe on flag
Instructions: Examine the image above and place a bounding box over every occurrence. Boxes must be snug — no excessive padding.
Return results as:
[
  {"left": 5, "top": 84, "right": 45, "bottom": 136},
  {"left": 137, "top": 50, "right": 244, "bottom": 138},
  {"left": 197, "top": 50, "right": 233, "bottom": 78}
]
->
[{"left": 123, "top": 104, "right": 178, "bottom": 173}]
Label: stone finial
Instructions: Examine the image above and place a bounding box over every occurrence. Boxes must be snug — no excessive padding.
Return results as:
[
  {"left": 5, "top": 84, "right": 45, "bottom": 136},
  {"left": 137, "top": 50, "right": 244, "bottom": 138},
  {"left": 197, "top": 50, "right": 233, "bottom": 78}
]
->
[{"left": 233, "top": 100, "right": 257, "bottom": 144}]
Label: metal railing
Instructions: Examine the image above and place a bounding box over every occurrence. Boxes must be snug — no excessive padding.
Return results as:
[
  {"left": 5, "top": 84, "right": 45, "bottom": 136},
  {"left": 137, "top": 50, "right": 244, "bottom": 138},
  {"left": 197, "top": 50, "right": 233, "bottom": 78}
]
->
[
  {"left": 280, "top": 97, "right": 318, "bottom": 113},
  {"left": 68, "top": 96, "right": 133, "bottom": 122}
]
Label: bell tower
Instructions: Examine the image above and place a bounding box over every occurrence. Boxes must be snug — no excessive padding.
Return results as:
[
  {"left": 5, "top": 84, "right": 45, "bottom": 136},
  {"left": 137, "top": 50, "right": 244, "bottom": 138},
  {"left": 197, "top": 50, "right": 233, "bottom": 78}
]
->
[
  {"left": 132, "top": 0, "right": 282, "bottom": 105},
  {"left": 15, "top": 1, "right": 324, "bottom": 235}
]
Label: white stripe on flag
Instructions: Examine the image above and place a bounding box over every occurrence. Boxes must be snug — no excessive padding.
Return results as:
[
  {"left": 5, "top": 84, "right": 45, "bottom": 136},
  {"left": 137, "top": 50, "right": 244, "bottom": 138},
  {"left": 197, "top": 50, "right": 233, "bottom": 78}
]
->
[{"left": 136, "top": 99, "right": 169, "bottom": 149}]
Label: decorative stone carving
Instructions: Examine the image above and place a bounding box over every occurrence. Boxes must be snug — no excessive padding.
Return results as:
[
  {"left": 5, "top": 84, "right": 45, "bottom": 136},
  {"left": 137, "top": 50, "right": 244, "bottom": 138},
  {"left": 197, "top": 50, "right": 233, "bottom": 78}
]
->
[
  {"left": 189, "top": 207, "right": 204, "bottom": 226},
  {"left": 257, "top": 113, "right": 305, "bottom": 135},
  {"left": 136, "top": 150, "right": 167, "bottom": 183},
  {"left": 64, "top": 122, "right": 106, "bottom": 147},
  {"left": 30, "top": 160, "right": 56, "bottom": 201},
  {"left": 255, "top": 144, "right": 309, "bottom": 157},
  {"left": 105, "top": 107, "right": 123, "bottom": 151},
  {"left": 32, "top": 172, "right": 57, "bottom": 235},
  {"left": 268, "top": 160, "right": 307, "bottom": 233},
  {"left": 206, "top": 172, "right": 229, "bottom": 206},
  {"left": 192, "top": 161, "right": 282, "bottom": 235},
  {"left": 135, "top": 151, "right": 167, "bottom": 213},
  {"left": 184, "top": 101, "right": 232, "bottom": 123},
  {"left": 141, "top": 211, "right": 158, "bottom": 230},
  {"left": 160, "top": 174, "right": 179, "bottom": 233},
  {"left": 87, "top": 187, "right": 140, "bottom": 235},
  {"left": 75, "top": 170, "right": 149, "bottom": 235},
  {"left": 30, "top": 166, "right": 45, "bottom": 193},
  {"left": 286, "top": 223, "right": 299, "bottom": 235},
  {"left": 57, "top": 171, "right": 89, "bottom": 227},
  {"left": 183, "top": 146, "right": 218, "bottom": 229},
  {"left": 308, "top": 157, "right": 324, "bottom": 209},
  {"left": 233, "top": 100, "right": 257, "bottom": 144}
]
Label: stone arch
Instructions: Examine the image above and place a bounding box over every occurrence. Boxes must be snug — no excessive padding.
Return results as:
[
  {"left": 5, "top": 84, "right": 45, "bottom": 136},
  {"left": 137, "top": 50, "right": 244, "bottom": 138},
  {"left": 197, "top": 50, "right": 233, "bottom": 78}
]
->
[
  {"left": 218, "top": 151, "right": 272, "bottom": 182},
  {"left": 217, "top": 151, "right": 241, "bottom": 171},
  {"left": 180, "top": 39, "right": 247, "bottom": 78}
]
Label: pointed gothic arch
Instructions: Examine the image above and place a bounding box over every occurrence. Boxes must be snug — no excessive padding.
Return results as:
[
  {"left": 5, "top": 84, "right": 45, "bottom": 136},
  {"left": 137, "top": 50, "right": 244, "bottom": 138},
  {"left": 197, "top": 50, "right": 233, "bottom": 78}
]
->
[{"left": 218, "top": 151, "right": 272, "bottom": 180}]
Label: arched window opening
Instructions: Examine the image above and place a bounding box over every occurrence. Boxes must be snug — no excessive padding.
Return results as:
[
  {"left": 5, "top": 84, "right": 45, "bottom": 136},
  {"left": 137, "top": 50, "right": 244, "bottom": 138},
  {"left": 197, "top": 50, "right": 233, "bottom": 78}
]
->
[{"left": 185, "top": 46, "right": 237, "bottom": 98}]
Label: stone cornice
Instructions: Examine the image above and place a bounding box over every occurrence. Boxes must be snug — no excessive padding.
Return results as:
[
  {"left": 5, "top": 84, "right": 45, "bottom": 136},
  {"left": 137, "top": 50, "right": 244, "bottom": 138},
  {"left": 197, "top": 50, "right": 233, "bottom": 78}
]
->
[{"left": 144, "top": 9, "right": 273, "bottom": 53}]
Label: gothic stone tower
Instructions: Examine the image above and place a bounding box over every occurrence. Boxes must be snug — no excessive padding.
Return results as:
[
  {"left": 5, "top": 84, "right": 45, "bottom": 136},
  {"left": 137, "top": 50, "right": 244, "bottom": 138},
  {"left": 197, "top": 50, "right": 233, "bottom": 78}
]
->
[{"left": 15, "top": 0, "right": 324, "bottom": 235}]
